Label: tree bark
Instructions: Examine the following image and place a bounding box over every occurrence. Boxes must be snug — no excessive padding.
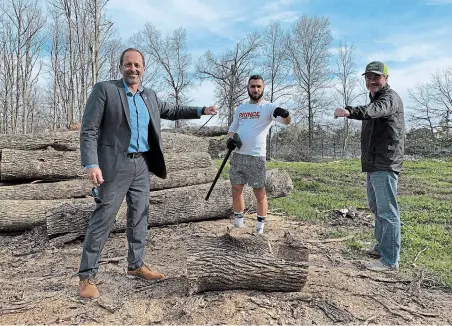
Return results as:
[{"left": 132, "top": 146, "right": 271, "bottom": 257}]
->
[
  {"left": 0, "top": 198, "right": 92, "bottom": 232},
  {"left": 0, "top": 179, "right": 91, "bottom": 200},
  {"left": 164, "top": 126, "right": 229, "bottom": 137},
  {"left": 0, "top": 131, "right": 209, "bottom": 153},
  {"left": 44, "top": 180, "right": 256, "bottom": 239},
  {"left": 0, "top": 167, "right": 218, "bottom": 200},
  {"left": 186, "top": 233, "right": 309, "bottom": 294},
  {"left": 0, "top": 131, "right": 79, "bottom": 151},
  {"left": 150, "top": 166, "right": 217, "bottom": 191},
  {"left": 1, "top": 149, "right": 84, "bottom": 181},
  {"left": 0, "top": 150, "right": 212, "bottom": 181}
]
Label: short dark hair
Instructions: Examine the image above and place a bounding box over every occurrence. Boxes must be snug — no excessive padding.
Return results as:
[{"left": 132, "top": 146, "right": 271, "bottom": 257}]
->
[
  {"left": 248, "top": 74, "right": 264, "bottom": 84},
  {"left": 119, "top": 48, "right": 145, "bottom": 67}
]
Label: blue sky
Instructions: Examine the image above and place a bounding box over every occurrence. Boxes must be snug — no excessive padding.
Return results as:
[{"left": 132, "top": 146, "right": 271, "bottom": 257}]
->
[{"left": 106, "top": 0, "right": 452, "bottom": 114}]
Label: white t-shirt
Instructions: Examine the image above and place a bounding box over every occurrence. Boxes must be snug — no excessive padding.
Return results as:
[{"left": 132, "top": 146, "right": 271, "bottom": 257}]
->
[{"left": 228, "top": 101, "right": 285, "bottom": 157}]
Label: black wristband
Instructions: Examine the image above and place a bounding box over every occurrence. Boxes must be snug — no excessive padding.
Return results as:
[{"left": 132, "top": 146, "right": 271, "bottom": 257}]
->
[{"left": 201, "top": 107, "right": 206, "bottom": 115}]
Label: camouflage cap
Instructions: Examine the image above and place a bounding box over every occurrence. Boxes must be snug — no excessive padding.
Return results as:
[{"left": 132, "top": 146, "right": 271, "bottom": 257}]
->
[{"left": 362, "top": 61, "right": 388, "bottom": 76}]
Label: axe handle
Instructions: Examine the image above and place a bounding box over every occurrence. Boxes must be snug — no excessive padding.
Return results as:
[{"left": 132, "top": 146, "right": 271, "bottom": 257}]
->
[{"left": 205, "top": 148, "right": 233, "bottom": 201}]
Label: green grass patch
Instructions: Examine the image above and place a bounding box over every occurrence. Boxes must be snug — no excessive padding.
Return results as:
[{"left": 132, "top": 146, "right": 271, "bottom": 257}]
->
[{"left": 214, "top": 157, "right": 452, "bottom": 287}]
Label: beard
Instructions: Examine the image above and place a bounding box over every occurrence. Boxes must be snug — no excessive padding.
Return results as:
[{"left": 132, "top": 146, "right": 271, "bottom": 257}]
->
[{"left": 248, "top": 89, "right": 264, "bottom": 101}]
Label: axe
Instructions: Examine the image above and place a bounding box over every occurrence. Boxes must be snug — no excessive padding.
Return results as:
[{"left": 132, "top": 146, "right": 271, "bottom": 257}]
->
[{"left": 205, "top": 133, "right": 242, "bottom": 201}]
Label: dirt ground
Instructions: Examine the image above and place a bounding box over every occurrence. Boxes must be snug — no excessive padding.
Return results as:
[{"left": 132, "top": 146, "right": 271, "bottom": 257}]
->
[{"left": 0, "top": 212, "right": 451, "bottom": 325}]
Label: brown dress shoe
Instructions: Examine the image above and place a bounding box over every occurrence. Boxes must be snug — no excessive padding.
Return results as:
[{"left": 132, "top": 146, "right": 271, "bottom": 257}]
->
[
  {"left": 127, "top": 264, "right": 165, "bottom": 281},
  {"left": 79, "top": 279, "right": 99, "bottom": 299}
]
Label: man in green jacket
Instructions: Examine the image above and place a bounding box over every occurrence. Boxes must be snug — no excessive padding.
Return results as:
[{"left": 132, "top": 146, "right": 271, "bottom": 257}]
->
[{"left": 334, "top": 61, "right": 405, "bottom": 271}]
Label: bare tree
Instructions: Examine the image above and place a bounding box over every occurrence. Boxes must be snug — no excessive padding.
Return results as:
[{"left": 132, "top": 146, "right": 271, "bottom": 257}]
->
[
  {"left": 334, "top": 40, "right": 363, "bottom": 156},
  {"left": 260, "top": 21, "right": 294, "bottom": 158},
  {"left": 287, "top": 15, "right": 332, "bottom": 147},
  {"left": 261, "top": 21, "right": 293, "bottom": 103},
  {"left": 101, "top": 36, "right": 124, "bottom": 80},
  {"left": 47, "top": 0, "right": 115, "bottom": 128},
  {"left": 197, "top": 32, "right": 261, "bottom": 126},
  {"left": 135, "top": 24, "right": 195, "bottom": 128},
  {"left": 0, "top": 0, "right": 47, "bottom": 134},
  {"left": 430, "top": 68, "right": 452, "bottom": 138},
  {"left": 408, "top": 83, "right": 437, "bottom": 139},
  {"left": 408, "top": 68, "right": 452, "bottom": 147}
]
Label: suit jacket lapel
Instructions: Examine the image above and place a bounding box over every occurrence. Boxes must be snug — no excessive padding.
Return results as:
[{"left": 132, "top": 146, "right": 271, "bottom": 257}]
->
[{"left": 117, "top": 80, "right": 131, "bottom": 128}]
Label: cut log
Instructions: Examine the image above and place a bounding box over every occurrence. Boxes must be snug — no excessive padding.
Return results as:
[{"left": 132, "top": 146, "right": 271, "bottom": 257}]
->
[
  {"left": 145, "top": 181, "right": 256, "bottom": 226},
  {"left": 186, "top": 233, "right": 309, "bottom": 294},
  {"left": 0, "top": 167, "right": 217, "bottom": 200},
  {"left": 150, "top": 166, "right": 217, "bottom": 191},
  {"left": 0, "top": 198, "right": 92, "bottom": 232},
  {"left": 0, "top": 149, "right": 84, "bottom": 181},
  {"left": 0, "top": 131, "right": 208, "bottom": 153},
  {"left": 164, "top": 126, "right": 229, "bottom": 137},
  {"left": 0, "top": 149, "right": 212, "bottom": 181},
  {"left": 160, "top": 132, "right": 209, "bottom": 153},
  {"left": 0, "top": 131, "right": 79, "bottom": 151},
  {"left": 44, "top": 180, "right": 256, "bottom": 239},
  {"left": 0, "top": 179, "right": 92, "bottom": 200}
]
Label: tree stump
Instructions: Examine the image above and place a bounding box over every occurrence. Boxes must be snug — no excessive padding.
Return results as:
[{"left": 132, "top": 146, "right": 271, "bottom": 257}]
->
[{"left": 186, "top": 232, "right": 309, "bottom": 294}]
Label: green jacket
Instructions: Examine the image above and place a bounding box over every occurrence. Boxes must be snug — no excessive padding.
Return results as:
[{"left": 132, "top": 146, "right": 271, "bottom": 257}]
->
[{"left": 347, "top": 84, "right": 405, "bottom": 173}]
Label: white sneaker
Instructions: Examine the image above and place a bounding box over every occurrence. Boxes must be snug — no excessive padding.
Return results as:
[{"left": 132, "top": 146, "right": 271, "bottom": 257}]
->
[
  {"left": 256, "top": 221, "right": 265, "bottom": 234},
  {"left": 234, "top": 216, "right": 244, "bottom": 228}
]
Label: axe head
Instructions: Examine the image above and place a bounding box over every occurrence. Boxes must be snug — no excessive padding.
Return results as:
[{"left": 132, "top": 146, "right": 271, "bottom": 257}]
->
[{"left": 232, "top": 133, "right": 242, "bottom": 149}]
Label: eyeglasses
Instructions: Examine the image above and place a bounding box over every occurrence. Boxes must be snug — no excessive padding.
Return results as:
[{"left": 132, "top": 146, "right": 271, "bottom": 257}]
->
[{"left": 91, "top": 187, "right": 101, "bottom": 204}]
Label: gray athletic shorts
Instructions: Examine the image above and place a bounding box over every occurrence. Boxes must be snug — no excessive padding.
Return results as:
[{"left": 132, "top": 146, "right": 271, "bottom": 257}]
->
[{"left": 229, "top": 153, "right": 266, "bottom": 188}]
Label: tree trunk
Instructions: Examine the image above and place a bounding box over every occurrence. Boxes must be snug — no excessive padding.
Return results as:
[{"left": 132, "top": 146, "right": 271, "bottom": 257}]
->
[
  {"left": 0, "top": 131, "right": 209, "bottom": 153},
  {"left": 0, "top": 131, "right": 79, "bottom": 151},
  {"left": 0, "top": 179, "right": 91, "bottom": 200},
  {"left": 0, "top": 198, "right": 92, "bottom": 232},
  {"left": 0, "top": 150, "right": 212, "bottom": 181},
  {"left": 0, "top": 149, "right": 84, "bottom": 181},
  {"left": 186, "top": 233, "right": 309, "bottom": 294},
  {"left": 0, "top": 167, "right": 218, "bottom": 200},
  {"left": 44, "top": 180, "right": 256, "bottom": 240},
  {"left": 150, "top": 166, "right": 217, "bottom": 191},
  {"left": 164, "top": 126, "right": 229, "bottom": 137}
]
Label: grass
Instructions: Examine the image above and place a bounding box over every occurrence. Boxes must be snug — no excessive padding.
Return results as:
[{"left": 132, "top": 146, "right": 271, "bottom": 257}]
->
[{"left": 214, "top": 157, "right": 452, "bottom": 287}]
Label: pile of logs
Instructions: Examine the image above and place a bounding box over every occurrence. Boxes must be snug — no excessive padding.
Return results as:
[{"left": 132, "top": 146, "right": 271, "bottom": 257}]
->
[
  {"left": 0, "top": 131, "right": 293, "bottom": 244},
  {"left": 0, "top": 130, "right": 308, "bottom": 294}
]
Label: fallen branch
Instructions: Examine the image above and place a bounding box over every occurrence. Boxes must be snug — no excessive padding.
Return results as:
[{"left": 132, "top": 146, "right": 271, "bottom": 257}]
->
[
  {"left": 398, "top": 305, "right": 438, "bottom": 318},
  {"left": 0, "top": 303, "right": 36, "bottom": 316},
  {"left": 305, "top": 235, "right": 354, "bottom": 243},
  {"left": 412, "top": 247, "right": 428, "bottom": 264},
  {"left": 363, "top": 314, "right": 377, "bottom": 325},
  {"left": 96, "top": 301, "right": 119, "bottom": 313},
  {"left": 44, "top": 310, "right": 84, "bottom": 324},
  {"left": 98, "top": 257, "right": 123, "bottom": 265},
  {"left": 341, "top": 271, "right": 408, "bottom": 284},
  {"left": 316, "top": 299, "right": 356, "bottom": 323},
  {"left": 365, "top": 295, "right": 412, "bottom": 321}
]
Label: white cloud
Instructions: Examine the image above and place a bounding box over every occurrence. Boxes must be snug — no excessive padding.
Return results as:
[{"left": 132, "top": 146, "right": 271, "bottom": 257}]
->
[
  {"left": 263, "top": 0, "right": 300, "bottom": 12},
  {"left": 252, "top": 11, "right": 300, "bottom": 26},
  {"left": 107, "top": 0, "right": 246, "bottom": 41}
]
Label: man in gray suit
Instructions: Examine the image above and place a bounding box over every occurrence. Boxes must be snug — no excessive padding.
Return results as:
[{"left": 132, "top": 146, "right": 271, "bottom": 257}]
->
[{"left": 79, "top": 48, "right": 217, "bottom": 299}]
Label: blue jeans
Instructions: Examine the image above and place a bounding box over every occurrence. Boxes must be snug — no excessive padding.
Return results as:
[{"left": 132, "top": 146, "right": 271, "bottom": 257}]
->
[{"left": 367, "top": 171, "right": 401, "bottom": 267}]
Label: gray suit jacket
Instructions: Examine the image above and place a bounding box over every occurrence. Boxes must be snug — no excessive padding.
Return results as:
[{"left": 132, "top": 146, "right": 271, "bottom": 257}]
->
[{"left": 80, "top": 79, "right": 201, "bottom": 181}]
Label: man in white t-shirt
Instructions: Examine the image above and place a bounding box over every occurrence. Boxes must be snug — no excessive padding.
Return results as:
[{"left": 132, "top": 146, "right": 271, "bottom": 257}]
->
[{"left": 227, "top": 75, "right": 291, "bottom": 234}]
